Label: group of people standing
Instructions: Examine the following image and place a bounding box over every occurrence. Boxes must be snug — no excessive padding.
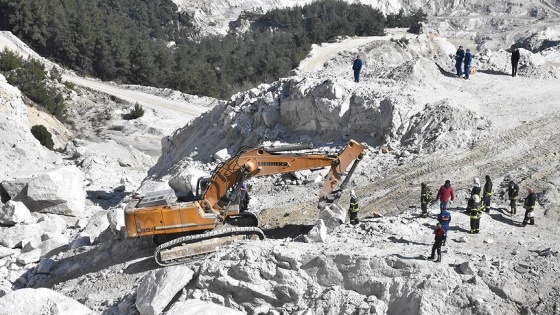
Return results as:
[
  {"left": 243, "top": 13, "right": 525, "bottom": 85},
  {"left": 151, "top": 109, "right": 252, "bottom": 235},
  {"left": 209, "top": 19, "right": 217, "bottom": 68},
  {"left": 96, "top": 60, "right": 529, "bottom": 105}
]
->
[
  {"left": 454, "top": 46, "right": 473, "bottom": 79},
  {"left": 422, "top": 177, "right": 538, "bottom": 262}
]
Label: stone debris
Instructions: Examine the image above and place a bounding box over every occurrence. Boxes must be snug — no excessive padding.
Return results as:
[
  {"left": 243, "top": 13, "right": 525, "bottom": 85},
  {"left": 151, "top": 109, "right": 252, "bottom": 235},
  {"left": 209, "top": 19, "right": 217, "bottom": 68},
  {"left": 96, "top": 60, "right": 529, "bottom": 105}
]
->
[
  {"left": 0, "top": 201, "right": 32, "bottom": 225},
  {"left": 136, "top": 266, "right": 196, "bottom": 315},
  {"left": 0, "top": 288, "right": 94, "bottom": 314}
]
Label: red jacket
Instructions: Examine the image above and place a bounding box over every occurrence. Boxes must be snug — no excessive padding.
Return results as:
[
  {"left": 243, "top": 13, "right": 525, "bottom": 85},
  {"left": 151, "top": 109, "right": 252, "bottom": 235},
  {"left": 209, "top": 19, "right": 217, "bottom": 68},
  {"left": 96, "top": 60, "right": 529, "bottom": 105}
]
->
[{"left": 437, "top": 185, "right": 454, "bottom": 202}]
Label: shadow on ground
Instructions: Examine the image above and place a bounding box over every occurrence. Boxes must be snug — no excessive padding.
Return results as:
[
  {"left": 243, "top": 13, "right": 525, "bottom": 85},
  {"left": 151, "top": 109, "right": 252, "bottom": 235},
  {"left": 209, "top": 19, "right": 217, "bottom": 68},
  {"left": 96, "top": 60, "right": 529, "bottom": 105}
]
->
[{"left": 263, "top": 224, "right": 313, "bottom": 239}]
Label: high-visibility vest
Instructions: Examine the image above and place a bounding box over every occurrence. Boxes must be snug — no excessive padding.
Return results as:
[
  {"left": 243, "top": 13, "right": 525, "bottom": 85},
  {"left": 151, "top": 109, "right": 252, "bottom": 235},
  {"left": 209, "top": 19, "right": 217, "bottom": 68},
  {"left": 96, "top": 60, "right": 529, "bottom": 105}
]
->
[{"left": 349, "top": 196, "right": 359, "bottom": 213}]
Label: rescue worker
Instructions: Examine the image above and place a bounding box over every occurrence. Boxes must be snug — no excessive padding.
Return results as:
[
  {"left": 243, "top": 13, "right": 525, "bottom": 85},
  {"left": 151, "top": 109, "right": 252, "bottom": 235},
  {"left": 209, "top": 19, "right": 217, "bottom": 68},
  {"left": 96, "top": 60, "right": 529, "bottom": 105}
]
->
[
  {"left": 239, "top": 183, "right": 250, "bottom": 212},
  {"left": 482, "top": 175, "right": 493, "bottom": 213},
  {"left": 463, "top": 48, "right": 473, "bottom": 80},
  {"left": 511, "top": 45, "right": 520, "bottom": 77},
  {"left": 436, "top": 180, "right": 454, "bottom": 213},
  {"left": 507, "top": 180, "right": 520, "bottom": 215},
  {"left": 348, "top": 190, "right": 360, "bottom": 225},
  {"left": 437, "top": 209, "right": 451, "bottom": 246},
  {"left": 428, "top": 222, "right": 446, "bottom": 262},
  {"left": 522, "top": 188, "right": 537, "bottom": 226},
  {"left": 454, "top": 46, "right": 465, "bottom": 77},
  {"left": 352, "top": 55, "right": 362, "bottom": 83},
  {"left": 469, "top": 194, "right": 482, "bottom": 234},
  {"left": 420, "top": 182, "right": 432, "bottom": 218},
  {"left": 465, "top": 177, "right": 482, "bottom": 215}
]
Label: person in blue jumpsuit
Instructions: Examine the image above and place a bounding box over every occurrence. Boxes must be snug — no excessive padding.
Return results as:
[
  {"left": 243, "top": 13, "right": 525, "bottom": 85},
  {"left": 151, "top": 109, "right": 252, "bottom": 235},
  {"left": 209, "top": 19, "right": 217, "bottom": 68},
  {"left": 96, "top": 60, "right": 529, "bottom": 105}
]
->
[
  {"left": 454, "top": 46, "right": 465, "bottom": 77},
  {"left": 463, "top": 49, "right": 472, "bottom": 79},
  {"left": 352, "top": 55, "right": 362, "bottom": 82}
]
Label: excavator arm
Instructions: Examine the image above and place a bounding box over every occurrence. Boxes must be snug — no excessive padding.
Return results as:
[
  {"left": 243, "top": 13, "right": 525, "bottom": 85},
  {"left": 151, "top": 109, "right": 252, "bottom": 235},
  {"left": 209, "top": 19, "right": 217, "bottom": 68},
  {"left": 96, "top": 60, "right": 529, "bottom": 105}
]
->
[{"left": 201, "top": 139, "right": 365, "bottom": 214}]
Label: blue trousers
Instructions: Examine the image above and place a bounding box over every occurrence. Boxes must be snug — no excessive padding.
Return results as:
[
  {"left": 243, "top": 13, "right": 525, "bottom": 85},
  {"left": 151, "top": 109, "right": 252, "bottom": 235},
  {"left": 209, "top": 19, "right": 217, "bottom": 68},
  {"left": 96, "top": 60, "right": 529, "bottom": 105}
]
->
[
  {"left": 440, "top": 202, "right": 448, "bottom": 213},
  {"left": 455, "top": 62, "right": 463, "bottom": 76},
  {"left": 464, "top": 64, "right": 471, "bottom": 79}
]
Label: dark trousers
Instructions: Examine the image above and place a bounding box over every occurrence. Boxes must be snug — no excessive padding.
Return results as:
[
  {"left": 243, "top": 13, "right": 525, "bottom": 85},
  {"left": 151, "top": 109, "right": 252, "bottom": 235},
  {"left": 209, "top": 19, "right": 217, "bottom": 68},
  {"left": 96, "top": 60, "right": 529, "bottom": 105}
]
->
[
  {"left": 483, "top": 195, "right": 491, "bottom": 212},
  {"left": 421, "top": 203, "right": 428, "bottom": 216},
  {"left": 464, "top": 64, "right": 470, "bottom": 79},
  {"left": 522, "top": 209, "right": 534, "bottom": 225},
  {"left": 470, "top": 217, "right": 480, "bottom": 232},
  {"left": 354, "top": 70, "right": 360, "bottom": 82},
  {"left": 512, "top": 61, "right": 519, "bottom": 76},
  {"left": 349, "top": 211, "right": 359, "bottom": 225},
  {"left": 431, "top": 240, "right": 442, "bottom": 258},
  {"left": 510, "top": 198, "right": 517, "bottom": 214},
  {"left": 455, "top": 62, "right": 463, "bottom": 76}
]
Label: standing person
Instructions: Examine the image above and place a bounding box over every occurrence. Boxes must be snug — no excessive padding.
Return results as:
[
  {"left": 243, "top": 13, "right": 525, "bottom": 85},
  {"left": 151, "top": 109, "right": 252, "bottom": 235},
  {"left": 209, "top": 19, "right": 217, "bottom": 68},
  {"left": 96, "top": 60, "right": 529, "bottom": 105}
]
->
[
  {"left": 511, "top": 45, "right": 520, "bottom": 77},
  {"left": 420, "top": 182, "right": 432, "bottom": 218},
  {"left": 482, "top": 175, "right": 493, "bottom": 213},
  {"left": 438, "top": 209, "right": 451, "bottom": 246},
  {"left": 428, "top": 223, "right": 446, "bottom": 262},
  {"left": 436, "top": 180, "right": 455, "bottom": 213},
  {"left": 352, "top": 55, "right": 363, "bottom": 83},
  {"left": 469, "top": 194, "right": 482, "bottom": 234},
  {"left": 507, "top": 180, "right": 520, "bottom": 215},
  {"left": 454, "top": 46, "right": 465, "bottom": 77},
  {"left": 463, "top": 48, "right": 473, "bottom": 80},
  {"left": 522, "top": 188, "right": 537, "bottom": 226},
  {"left": 348, "top": 190, "right": 360, "bottom": 225},
  {"left": 239, "top": 183, "right": 250, "bottom": 212},
  {"left": 465, "top": 177, "right": 482, "bottom": 215}
]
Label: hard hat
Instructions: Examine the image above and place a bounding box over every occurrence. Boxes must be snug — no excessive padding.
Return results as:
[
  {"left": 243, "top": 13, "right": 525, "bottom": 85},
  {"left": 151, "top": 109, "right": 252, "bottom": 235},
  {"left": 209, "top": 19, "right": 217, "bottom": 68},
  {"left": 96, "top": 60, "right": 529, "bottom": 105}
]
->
[
  {"left": 350, "top": 190, "right": 356, "bottom": 197},
  {"left": 474, "top": 178, "right": 480, "bottom": 186},
  {"left": 473, "top": 194, "right": 480, "bottom": 203}
]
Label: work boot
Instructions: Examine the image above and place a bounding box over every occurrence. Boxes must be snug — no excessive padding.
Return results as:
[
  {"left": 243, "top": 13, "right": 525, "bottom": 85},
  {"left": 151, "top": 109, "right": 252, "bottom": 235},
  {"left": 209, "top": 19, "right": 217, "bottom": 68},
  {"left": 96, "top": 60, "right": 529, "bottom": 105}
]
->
[
  {"left": 435, "top": 255, "right": 441, "bottom": 262},
  {"left": 427, "top": 255, "right": 434, "bottom": 260}
]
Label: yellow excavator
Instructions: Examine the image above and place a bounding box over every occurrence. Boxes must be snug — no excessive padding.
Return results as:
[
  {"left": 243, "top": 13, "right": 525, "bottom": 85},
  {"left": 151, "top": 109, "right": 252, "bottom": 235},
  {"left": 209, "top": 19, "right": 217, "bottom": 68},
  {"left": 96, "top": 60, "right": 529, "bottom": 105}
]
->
[{"left": 124, "top": 140, "right": 365, "bottom": 266}]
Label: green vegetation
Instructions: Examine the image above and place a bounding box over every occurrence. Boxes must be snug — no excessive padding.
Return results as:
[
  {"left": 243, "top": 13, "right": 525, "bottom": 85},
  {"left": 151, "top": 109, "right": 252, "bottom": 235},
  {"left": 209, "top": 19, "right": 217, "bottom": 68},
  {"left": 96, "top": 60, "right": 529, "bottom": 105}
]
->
[
  {"left": 124, "top": 102, "right": 145, "bottom": 120},
  {"left": 0, "top": 0, "right": 426, "bottom": 99},
  {"left": 0, "top": 48, "right": 66, "bottom": 119},
  {"left": 30, "top": 125, "right": 54, "bottom": 150}
]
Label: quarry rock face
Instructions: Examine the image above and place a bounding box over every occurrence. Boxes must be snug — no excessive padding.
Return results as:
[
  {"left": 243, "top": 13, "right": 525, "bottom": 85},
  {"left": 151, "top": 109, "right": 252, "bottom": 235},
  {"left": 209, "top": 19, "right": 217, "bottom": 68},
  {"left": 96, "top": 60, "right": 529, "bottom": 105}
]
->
[
  {"left": 1, "top": 165, "right": 85, "bottom": 216},
  {"left": 0, "top": 75, "right": 59, "bottom": 179}
]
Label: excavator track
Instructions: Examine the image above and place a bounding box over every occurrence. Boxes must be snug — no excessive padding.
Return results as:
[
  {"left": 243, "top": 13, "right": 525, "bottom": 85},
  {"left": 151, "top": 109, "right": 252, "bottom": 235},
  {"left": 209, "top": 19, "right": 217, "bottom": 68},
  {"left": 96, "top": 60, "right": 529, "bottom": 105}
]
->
[{"left": 154, "top": 226, "right": 265, "bottom": 266}]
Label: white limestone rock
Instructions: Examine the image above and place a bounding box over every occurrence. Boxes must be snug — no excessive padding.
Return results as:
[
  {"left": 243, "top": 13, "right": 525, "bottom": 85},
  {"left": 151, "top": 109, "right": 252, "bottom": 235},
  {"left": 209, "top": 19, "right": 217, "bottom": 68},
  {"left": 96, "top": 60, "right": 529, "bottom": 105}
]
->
[
  {"left": 0, "top": 201, "right": 32, "bottom": 225},
  {"left": 0, "top": 215, "right": 66, "bottom": 248},
  {"left": 0, "top": 288, "right": 93, "bottom": 315},
  {"left": 84, "top": 210, "right": 110, "bottom": 243},
  {"left": 318, "top": 203, "right": 346, "bottom": 233},
  {"left": 136, "top": 266, "right": 196, "bottom": 315},
  {"left": 16, "top": 248, "right": 41, "bottom": 265},
  {"left": 1, "top": 166, "right": 85, "bottom": 216},
  {"left": 307, "top": 219, "right": 327, "bottom": 243},
  {"left": 165, "top": 299, "right": 245, "bottom": 315},
  {"left": 213, "top": 148, "right": 230, "bottom": 162}
]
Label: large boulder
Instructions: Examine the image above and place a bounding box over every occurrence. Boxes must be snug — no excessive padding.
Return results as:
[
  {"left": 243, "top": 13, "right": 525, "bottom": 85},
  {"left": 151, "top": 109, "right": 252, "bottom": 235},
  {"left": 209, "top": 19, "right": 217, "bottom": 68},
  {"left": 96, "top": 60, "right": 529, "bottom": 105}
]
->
[
  {"left": 0, "top": 215, "right": 66, "bottom": 248},
  {"left": 1, "top": 166, "right": 85, "bottom": 216},
  {"left": 0, "top": 288, "right": 93, "bottom": 314},
  {"left": 136, "top": 266, "right": 196, "bottom": 315},
  {"left": 165, "top": 299, "right": 245, "bottom": 315},
  {"left": 0, "top": 201, "right": 32, "bottom": 225}
]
